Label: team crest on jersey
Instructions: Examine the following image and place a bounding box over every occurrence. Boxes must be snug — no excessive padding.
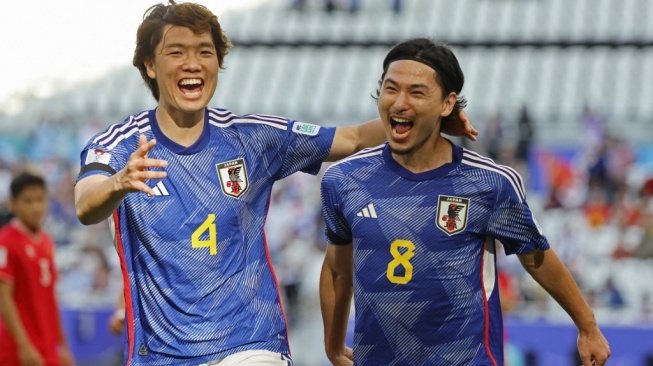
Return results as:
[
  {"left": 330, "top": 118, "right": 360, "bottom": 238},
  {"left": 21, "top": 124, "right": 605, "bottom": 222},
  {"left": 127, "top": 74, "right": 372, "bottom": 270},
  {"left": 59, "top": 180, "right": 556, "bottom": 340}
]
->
[
  {"left": 436, "top": 195, "right": 470, "bottom": 235},
  {"left": 216, "top": 158, "right": 249, "bottom": 198}
]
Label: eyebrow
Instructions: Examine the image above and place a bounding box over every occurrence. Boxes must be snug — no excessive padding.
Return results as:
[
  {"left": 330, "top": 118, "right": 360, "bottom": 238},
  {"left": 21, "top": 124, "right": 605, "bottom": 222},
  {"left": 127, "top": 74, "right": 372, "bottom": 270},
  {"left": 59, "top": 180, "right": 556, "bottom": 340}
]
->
[
  {"left": 162, "top": 42, "right": 216, "bottom": 49},
  {"left": 384, "top": 78, "right": 430, "bottom": 90}
]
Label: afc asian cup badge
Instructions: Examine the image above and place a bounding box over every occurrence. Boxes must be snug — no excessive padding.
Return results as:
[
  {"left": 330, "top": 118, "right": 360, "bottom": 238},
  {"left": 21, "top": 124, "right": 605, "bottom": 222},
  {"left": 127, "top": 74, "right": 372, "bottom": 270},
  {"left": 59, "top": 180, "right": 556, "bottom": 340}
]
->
[
  {"left": 216, "top": 158, "right": 249, "bottom": 198},
  {"left": 436, "top": 195, "right": 470, "bottom": 235}
]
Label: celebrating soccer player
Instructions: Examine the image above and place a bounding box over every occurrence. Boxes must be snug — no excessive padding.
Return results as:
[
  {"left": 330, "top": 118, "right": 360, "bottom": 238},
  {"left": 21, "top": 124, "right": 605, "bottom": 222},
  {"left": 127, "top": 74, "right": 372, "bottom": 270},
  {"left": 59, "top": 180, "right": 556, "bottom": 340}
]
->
[{"left": 319, "top": 38, "right": 611, "bottom": 366}]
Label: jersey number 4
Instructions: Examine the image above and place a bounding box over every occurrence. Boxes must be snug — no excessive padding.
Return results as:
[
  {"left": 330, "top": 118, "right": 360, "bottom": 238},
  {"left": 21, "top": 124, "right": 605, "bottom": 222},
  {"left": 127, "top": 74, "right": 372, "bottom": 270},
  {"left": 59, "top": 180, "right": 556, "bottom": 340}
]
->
[
  {"left": 386, "top": 239, "right": 415, "bottom": 284},
  {"left": 191, "top": 214, "right": 217, "bottom": 255}
]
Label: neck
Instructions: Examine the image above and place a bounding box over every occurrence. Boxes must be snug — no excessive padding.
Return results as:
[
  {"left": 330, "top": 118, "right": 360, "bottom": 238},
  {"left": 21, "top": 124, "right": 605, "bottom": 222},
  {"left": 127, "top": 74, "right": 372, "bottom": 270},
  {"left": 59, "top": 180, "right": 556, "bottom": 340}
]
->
[
  {"left": 12, "top": 218, "right": 40, "bottom": 237},
  {"left": 155, "top": 106, "right": 205, "bottom": 147},
  {"left": 392, "top": 135, "right": 453, "bottom": 173}
]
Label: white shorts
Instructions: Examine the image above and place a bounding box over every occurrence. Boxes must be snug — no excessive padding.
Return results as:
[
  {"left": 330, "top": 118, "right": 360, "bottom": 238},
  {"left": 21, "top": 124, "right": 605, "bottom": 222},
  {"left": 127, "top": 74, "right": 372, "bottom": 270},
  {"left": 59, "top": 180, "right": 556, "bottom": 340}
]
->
[{"left": 199, "top": 350, "right": 293, "bottom": 366}]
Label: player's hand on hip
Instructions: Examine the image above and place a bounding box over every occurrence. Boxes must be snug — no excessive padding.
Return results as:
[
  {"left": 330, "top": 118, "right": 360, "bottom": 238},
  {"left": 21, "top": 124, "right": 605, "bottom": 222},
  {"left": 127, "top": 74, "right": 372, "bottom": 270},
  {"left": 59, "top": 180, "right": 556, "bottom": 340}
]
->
[
  {"left": 118, "top": 134, "right": 168, "bottom": 195},
  {"left": 577, "top": 327, "right": 611, "bottom": 366}
]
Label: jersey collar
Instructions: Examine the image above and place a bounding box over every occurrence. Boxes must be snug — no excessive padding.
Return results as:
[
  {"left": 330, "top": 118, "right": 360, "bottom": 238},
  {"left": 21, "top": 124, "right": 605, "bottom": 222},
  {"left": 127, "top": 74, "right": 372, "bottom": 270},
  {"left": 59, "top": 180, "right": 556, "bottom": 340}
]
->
[
  {"left": 382, "top": 138, "right": 462, "bottom": 181},
  {"left": 148, "top": 108, "right": 211, "bottom": 155}
]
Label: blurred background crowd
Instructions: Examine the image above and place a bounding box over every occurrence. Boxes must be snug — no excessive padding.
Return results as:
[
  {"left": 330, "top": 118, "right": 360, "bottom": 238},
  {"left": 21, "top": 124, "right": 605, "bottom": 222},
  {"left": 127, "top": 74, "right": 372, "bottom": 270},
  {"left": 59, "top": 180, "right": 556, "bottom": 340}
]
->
[{"left": 1, "top": 0, "right": 652, "bottom": 364}]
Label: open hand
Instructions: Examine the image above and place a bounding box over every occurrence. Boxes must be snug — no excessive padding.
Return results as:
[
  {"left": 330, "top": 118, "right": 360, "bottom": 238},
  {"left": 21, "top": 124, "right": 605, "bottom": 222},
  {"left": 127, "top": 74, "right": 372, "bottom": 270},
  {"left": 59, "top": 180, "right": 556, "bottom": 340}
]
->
[{"left": 117, "top": 134, "right": 168, "bottom": 196}]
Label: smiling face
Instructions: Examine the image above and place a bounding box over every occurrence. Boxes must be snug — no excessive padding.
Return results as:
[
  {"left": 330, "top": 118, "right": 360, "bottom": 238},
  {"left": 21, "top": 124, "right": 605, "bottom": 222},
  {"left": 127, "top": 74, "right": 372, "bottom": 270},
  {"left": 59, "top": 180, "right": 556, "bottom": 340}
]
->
[
  {"left": 145, "top": 25, "right": 219, "bottom": 119},
  {"left": 378, "top": 60, "right": 456, "bottom": 157}
]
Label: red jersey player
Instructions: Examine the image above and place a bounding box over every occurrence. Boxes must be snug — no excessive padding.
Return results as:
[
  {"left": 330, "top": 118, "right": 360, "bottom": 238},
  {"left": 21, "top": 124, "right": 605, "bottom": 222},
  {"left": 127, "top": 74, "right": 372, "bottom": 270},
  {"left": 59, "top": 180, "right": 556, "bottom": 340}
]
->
[{"left": 0, "top": 172, "right": 74, "bottom": 366}]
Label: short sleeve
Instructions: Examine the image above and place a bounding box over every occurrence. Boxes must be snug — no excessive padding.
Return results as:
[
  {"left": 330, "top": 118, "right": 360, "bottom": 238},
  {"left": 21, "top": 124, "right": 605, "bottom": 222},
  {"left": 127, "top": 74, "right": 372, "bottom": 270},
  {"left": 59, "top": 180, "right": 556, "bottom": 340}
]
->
[
  {"left": 487, "top": 175, "right": 550, "bottom": 255},
  {"left": 76, "top": 117, "right": 139, "bottom": 183},
  {"left": 321, "top": 165, "right": 352, "bottom": 245},
  {"left": 270, "top": 120, "right": 336, "bottom": 180}
]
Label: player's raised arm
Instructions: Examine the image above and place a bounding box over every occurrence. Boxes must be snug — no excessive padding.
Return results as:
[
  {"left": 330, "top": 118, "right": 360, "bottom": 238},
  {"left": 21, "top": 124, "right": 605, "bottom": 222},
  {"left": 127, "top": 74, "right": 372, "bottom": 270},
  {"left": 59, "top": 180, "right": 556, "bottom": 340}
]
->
[
  {"left": 517, "top": 249, "right": 611, "bottom": 366},
  {"left": 75, "top": 134, "right": 168, "bottom": 225},
  {"left": 326, "top": 110, "right": 477, "bottom": 162},
  {"left": 320, "top": 243, "right": 354, "bottom": 366}
]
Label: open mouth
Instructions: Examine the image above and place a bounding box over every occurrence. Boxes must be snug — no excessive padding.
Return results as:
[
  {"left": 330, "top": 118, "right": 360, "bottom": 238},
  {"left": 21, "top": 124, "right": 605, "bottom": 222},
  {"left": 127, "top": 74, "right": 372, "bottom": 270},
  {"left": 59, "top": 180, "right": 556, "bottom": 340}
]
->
[
  {"left": 178, "top": 78, "right": 204, "bottom": 97},
  {"left": 390, "top": 117, "right": 414, "bottom": 136}
]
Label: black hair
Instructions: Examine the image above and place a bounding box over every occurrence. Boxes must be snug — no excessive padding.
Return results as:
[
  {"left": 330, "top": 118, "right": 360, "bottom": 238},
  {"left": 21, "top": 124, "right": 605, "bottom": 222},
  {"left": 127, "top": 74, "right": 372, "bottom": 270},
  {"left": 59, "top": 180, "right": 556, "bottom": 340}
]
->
[
  {"left": 374, "top": 38, "right": 467, "bottom": 122},
  {"left": 10, "top": 172, "right": 46, "bottom": 199}
]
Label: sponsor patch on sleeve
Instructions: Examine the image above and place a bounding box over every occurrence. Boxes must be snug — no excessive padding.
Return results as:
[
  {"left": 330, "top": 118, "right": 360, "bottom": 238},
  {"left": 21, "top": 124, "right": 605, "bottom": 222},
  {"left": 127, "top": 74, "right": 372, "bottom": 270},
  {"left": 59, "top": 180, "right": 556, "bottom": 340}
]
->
[
  {"left": 292, "top": 122, "right": 320, "bottom": 136},
  {"left": 84, "top": 148, "right": 112, "bottom": 166}
]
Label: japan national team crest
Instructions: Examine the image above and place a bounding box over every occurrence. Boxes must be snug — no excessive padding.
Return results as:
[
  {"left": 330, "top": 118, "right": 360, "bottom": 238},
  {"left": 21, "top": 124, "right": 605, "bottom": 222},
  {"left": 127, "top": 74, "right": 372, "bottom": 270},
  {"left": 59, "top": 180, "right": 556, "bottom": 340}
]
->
[
  {"left": 216, "top": 158, "right": 249, "bottom": 198},
  {"left": 436, "top": 195, "right": 470, "bottom": 235}
]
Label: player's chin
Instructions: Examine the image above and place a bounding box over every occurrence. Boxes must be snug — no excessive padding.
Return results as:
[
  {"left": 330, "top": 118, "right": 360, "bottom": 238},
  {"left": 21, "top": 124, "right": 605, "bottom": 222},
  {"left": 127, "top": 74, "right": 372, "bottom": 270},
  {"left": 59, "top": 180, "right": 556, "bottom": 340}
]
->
[{"left": 389, "top": 144, "right": 414, "bottom": 156}]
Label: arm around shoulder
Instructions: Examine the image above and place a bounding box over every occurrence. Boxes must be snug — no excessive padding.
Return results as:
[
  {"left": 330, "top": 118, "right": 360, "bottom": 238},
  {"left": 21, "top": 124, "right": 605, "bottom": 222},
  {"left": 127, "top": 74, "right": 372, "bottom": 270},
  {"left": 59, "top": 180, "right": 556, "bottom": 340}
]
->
[{"left": 328, "top": 119, "right": 386, "bottom": 162}]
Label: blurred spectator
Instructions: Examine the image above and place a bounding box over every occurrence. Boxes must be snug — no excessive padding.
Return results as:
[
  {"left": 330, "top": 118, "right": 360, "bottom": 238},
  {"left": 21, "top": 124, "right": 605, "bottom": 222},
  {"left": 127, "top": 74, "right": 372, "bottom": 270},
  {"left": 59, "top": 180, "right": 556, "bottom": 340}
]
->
[
  {"left": 580, "top": 105, "right": 606, "bottom": 155},
  {"left": 292, "top": 0, "right": 402, "bottom": 14},
  {"left": 600, "top": 277, "right": 626, "bottom": 310},
  {"left": 482, "top": 111, "right": 504, "bottom": 161},
  {"left": 583, "top": 184, "right": 611, "bottom": 227},
  {"left": 349, "top": 0, "right": 402, "bottom": 13},
  {"left": 516, "top": 105, "right": 534, "bottom": 164}
]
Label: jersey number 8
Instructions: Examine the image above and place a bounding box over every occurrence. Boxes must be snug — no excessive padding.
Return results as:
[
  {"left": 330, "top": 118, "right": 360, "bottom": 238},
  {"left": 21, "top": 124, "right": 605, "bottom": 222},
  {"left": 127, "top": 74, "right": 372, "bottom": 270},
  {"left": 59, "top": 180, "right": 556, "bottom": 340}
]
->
[{"left": 386, "top": 239, "right": 415, "bottom": 284}]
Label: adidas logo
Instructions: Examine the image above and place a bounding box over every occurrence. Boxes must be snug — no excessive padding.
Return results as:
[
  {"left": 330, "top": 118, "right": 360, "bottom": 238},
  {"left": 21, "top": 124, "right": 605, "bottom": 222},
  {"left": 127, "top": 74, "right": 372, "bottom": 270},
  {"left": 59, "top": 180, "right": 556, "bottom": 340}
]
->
[
  {"left": 151, "top": 182, "right": 169, "bottom": 196},
  {"left": 356, "top": 203, "right": 377, "bottom": 218},
  {"left": 138, "top": 344, "right": 148, "bottom": 356}
]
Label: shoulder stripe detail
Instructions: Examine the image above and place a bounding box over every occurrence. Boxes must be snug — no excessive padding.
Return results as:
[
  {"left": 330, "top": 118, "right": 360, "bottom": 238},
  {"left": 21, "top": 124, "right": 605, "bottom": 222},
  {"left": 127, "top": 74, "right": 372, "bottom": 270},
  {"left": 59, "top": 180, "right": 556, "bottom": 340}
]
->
[
  {"left": 208, "top": 110, "right": 288, "bottom": 130},
  {"left": 104, "top": 124, "right": 152, "bottom": 151},
  {"left": 462, "top": 158, "right": 525, "bottom": 202},
  {"left": 94, "top": 112, "right": 151, "bottom": 149},
  {"left": 93, "top": 111, "right": 148, "bottom": 144},
  {"left": 462, "top": 150, "right": 526, "bottom": 198},
  {"left": 325, "top": 145, "right": 384, "bottom": 172}
]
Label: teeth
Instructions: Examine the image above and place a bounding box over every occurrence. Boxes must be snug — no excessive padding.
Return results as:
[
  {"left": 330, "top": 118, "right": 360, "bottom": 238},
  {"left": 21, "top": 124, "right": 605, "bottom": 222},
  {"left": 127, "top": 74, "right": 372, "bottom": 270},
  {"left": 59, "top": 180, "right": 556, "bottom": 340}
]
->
[
  {"left": 179, "top": 79, "right": 202, "bottom": 86},
  {"left": 392, "top": 118, "right": 411, "bottom": 123}
]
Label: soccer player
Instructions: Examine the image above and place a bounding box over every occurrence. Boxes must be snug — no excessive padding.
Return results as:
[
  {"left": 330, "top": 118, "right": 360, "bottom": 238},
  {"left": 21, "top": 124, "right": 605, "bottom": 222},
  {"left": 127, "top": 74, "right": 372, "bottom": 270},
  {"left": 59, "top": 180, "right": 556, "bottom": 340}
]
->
[
  {"left": 73, "top": 2, "right": 477, "bottom": 365},
  {"left": 0, "top": 172, "right": 75, "bottom": 366},
  {"left": 319, "top": 38, "right": 611, "bottom": 366}
]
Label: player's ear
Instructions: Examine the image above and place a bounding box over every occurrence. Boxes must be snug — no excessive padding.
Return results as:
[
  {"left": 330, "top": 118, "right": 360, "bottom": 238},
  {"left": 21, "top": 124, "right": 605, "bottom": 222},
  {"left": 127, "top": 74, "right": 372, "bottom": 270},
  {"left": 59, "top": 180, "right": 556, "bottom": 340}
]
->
[
  {"left": 145, "top": 59, "right": 156, "bottom": 79},
  {"left": 440, "top": 92, "right": 457, "bottom": 117}
]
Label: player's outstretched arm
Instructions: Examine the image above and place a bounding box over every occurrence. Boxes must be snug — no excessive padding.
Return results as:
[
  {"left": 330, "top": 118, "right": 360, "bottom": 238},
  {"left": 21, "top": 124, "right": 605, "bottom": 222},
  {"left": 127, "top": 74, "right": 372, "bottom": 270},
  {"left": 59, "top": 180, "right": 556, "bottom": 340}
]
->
[
  {"left": 320, "top": 243, "right": 354, "bottom": 366},
  {"left": 518, "top": 249, "right": 611, "bottom": 366},
  {"left": 75, "top": 134, "right": 168, "bottom": 225},
  {"left": 326, "top": 110, "right": 477, "bottom": 162}
]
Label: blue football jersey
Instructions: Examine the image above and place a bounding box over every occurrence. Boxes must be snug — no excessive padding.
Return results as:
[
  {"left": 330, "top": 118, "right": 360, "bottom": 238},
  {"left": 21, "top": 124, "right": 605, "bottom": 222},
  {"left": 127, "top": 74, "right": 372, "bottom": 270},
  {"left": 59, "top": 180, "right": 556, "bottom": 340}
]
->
[
  {"left": 321, "top": 141, "right": 549, "bottom": 366},
  {"left": 77, "top": 108, "right": 335, "bottom": 365}
]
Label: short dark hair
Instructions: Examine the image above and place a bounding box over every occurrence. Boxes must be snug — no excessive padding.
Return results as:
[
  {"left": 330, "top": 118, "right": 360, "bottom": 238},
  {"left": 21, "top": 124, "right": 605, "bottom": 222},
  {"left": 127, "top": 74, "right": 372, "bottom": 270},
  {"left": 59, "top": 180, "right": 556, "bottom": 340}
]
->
[
  {"left": 10, "top": 172, "right": 46, "bottom": 199},
  {"left": 133, "top": 0, "right": 233, "bottom": 101},
  {"left": 374, "top": 38, "right": 467, "bottom": 123}
]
